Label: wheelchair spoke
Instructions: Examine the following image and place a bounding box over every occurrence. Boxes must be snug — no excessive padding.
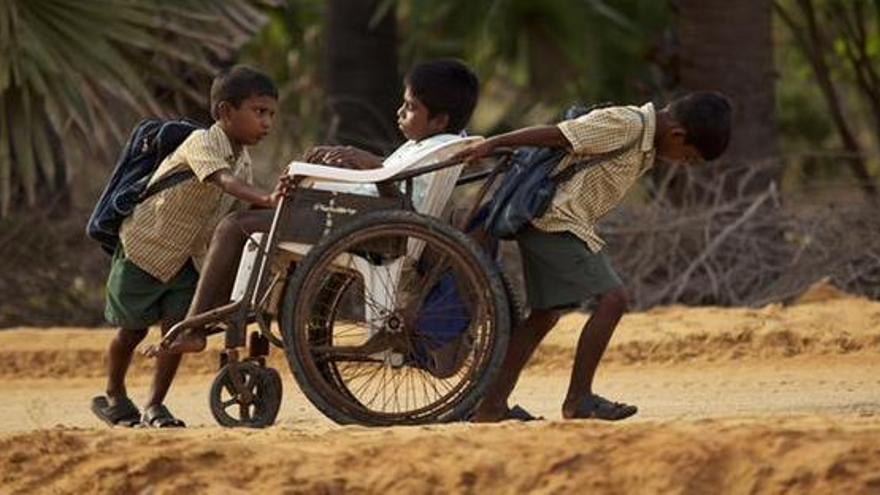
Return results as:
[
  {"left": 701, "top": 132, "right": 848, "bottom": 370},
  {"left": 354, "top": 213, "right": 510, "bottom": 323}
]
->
[{"left": 284, "top": 211, "right": 508, "bottom": 424}]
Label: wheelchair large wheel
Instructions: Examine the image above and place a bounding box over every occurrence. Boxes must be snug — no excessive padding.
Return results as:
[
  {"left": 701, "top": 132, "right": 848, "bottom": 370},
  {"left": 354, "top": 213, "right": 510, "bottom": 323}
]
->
[{"left": 280, "top": 210, "right": 510, "bottom": 426}]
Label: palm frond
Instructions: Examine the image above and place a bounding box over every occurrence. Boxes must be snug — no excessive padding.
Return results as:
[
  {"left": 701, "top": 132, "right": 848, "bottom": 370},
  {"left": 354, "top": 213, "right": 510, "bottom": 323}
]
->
[{"left": 0, "top": 0, "right": 274, "bottom": 217}]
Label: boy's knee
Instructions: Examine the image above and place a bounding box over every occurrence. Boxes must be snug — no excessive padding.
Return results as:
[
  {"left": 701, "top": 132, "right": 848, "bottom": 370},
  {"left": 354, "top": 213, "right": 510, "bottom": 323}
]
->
[
  {"left": 215, "top": 211, "right": 269, "bottom": 243},
  {"left": 600, "top": 288, "right": 629, "bottom": 315},
  {"left": 215, "top": 212, "right": 245, "bottom": 240}
]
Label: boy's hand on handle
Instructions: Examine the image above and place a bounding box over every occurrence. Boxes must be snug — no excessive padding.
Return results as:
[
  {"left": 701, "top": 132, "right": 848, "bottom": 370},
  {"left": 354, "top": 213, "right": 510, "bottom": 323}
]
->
[{"left": 267, "top": 173, "right": 294, "bottom": 207}]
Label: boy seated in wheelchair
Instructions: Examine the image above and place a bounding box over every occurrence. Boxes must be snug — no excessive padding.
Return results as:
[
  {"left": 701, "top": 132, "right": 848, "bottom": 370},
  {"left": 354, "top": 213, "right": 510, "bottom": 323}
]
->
[{"left": 148, "top": 58, "right": 480, "bottom": 356}]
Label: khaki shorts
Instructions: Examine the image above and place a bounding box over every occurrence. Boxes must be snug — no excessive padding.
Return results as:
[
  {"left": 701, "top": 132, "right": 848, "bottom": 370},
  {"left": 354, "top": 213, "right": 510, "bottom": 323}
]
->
[{"left": 516, "top": 226, "right": 622, "bottom": 311}]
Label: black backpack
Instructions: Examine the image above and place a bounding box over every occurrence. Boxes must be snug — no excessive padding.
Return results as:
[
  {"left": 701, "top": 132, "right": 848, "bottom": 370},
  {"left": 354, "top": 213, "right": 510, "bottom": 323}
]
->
[{"left": 86, "top": 118, "right": 204, "bottom": 255}]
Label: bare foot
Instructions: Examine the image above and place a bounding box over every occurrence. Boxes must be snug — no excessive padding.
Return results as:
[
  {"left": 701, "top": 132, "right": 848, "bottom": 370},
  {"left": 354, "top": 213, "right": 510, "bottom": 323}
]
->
[{"left": 142, "top": 330, "right": 207, "bottom": 357}]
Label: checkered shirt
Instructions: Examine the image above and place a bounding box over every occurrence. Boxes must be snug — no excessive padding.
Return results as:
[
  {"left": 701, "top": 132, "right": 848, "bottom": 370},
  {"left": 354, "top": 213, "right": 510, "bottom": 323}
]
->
[
  {"left": 531, "top": 103, "right": 657, "bottom": 252},
  {"left": 120, "top": 123, "right": 252, "bottom": 282}
]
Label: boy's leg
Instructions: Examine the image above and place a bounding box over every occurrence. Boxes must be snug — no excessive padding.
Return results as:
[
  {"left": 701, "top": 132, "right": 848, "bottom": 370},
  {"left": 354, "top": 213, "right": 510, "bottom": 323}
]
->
[
  {"left": 95, "top": 245, "right": 164, "bottom": 426},
  {"left": 145, "top": 319, "right": 183, "bottom": 409},
  {"left": 139, "top": 318, "right": 186, "bottom": 427},
  {"left": 140, "top": 261, "right": 200, "bottom": 427},
  {"left": 150, "top": 210, "right": 274, "bottom": 355},
  {"left": 479, "top": 227, "right": 636, "bottom": 422},
  {"left": 561, "top": 287, "right": 636, "bottom": 420},
  {"left": 105, "top": 327, "right": 148, "bottom": 399},
  {"left": 471, "top": 309, "right": 559, "bottom": 422},
  {"left": 190, "top": 210, "right": 275, "bottom": 316}
]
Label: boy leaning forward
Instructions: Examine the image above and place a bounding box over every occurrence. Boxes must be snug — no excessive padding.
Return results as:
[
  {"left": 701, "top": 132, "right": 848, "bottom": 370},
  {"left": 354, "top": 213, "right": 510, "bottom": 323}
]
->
[{"left": 455, "top": 92, "right": 732, "bottom": 422}]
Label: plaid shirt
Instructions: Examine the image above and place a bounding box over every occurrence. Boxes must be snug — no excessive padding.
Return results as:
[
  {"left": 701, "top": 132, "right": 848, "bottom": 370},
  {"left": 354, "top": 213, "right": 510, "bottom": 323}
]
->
[
  {"left": 531, "top": 103, "right": 656, "bottom": 252},
  {"left": 120, "top": 123, "right": 252, "bottom": 282}
]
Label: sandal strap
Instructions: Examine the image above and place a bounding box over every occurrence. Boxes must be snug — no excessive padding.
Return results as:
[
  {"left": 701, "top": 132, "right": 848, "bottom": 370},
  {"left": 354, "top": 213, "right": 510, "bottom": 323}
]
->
[
  {"left": 108, "top": 397, "right": 139, "bottom": 417},
  {"left": 92, "top": 395, "right": 141, "bottom": 426},
  {"left": 143, "top": 404, "right": 186, "bottom": 427},
  {"left": 579, "top": 394, "right": 637, "bottom": 420}
]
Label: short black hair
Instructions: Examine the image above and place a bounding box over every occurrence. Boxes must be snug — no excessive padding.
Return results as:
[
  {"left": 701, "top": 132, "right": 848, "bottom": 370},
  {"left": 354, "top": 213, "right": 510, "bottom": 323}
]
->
[
  {"left": 669, "top": 91, "right": 732, "bottom": 161},
  {"left": 405, "top": 59, "right": 479, "bottom": 133},
  {"left": 210, "top": 65, "right": 278, "bottom": 119}
]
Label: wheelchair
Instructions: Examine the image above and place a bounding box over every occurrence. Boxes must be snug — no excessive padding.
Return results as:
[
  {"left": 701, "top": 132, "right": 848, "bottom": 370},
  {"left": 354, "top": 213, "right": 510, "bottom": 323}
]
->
[{"left": 158, "top": 137, "right": 519, "bottom": 427}]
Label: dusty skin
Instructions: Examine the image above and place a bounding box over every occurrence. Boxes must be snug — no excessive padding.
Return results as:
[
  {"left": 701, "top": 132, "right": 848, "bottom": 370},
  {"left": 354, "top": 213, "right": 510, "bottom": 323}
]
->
[{"left": 1, "top": 282, "right": 879, "bottom": 494}]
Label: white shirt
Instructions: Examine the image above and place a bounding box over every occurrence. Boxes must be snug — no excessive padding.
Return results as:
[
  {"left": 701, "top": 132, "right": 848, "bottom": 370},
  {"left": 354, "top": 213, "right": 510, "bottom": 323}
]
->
[{"left": 323, "top": 133, "right": 461, "bottom": 211}]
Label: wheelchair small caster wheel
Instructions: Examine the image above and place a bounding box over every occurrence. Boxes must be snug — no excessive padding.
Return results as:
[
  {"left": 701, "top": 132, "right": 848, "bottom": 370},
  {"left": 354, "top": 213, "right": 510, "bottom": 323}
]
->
[{"left": 209, "top": 361, "right": 282, "bottom": 428}]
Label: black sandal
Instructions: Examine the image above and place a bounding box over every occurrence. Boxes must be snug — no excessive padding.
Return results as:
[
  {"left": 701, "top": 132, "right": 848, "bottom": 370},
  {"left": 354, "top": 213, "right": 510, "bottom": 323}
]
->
[
  {"left": 570, "top": 394, "right": 637, "bottom": 421},
  {"left": 141, "top": 404, "right": 186, "bottom": 428},
  {"left": 466, "top": 403, "right": 543, "bottom": 423},
  {"left": 91, "top": 395, "right": 141, "bottom": 427},
  {"left": 505, "top": 404, "right": 543, "bottom": 422}
]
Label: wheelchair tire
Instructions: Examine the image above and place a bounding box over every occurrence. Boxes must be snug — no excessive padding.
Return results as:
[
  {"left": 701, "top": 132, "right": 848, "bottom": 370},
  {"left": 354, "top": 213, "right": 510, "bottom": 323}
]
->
[
  {"left": 209, "top": 361, "right": 282, "bottom": 428},
  {"left": 498, "top": 269, "right": 524, "bottom": 329},
  {"left": 279, "top": 210, "right": 511, "bottom": 426}
]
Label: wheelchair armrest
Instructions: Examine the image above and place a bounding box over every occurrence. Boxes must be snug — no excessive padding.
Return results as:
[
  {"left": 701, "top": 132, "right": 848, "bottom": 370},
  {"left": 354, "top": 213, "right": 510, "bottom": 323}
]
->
[
  {"left": 286, "top": 136, "right": 484, "bottom": 184},
  {"left": 285, "top": 162, "right": 393, "bottom": 184}
]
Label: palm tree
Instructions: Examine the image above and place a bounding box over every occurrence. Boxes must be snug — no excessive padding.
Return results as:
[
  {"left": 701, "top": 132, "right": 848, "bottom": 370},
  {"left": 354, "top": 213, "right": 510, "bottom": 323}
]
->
[
  {"left": 0, "top": 0, "right": 273, "bottom": 217},
  {"left": 672, "top": 0, "right": 779, "bottom": 201},
  {"left": 324, "top": 0, "right": 400, "bottom": 154}
]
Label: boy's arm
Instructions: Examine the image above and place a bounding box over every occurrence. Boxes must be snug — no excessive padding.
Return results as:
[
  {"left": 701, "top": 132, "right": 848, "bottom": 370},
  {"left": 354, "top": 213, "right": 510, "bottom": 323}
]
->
[
  {"left": 207, "top": 170, "right": 292, "bottom": 209},
  {"left": 454, "top": 126, "right": 571, "bottom": 163}
]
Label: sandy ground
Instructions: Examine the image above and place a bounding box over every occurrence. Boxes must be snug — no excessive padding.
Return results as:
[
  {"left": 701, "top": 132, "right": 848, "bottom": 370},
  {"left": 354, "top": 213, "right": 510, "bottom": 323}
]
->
[{"left": 1, "top": 283, "right": 879, "bottom": 494}]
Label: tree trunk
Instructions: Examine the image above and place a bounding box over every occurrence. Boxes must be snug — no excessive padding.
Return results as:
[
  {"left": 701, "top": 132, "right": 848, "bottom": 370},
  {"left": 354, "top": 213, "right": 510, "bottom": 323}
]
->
[
  {"left": 324, "top": 0, "right": 401, "bottom": 155},
  {"left": 667, "top": 0, "right": 779, "bottom": 203}
]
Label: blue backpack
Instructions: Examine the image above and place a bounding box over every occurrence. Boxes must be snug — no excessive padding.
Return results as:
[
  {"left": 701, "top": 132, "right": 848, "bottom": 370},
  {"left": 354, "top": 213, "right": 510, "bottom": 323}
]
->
[{"left": 86, "top": 118, "right": 203, "bottom": 255}]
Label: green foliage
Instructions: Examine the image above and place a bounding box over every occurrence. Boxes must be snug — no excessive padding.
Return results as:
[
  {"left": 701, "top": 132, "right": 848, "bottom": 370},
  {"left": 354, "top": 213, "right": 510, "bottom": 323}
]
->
[
  {"left": 777, "top": 83, "right": 832, "bottom": 147},
  {"left": 0, "top": 0, "right": 272, "bottom": 217},
  {"left": 775, "top": 0, "right": 880, "bottom": 190},
  {"left": 393, "top": 0, "right": 670, "bottom": 132},
  {"left": 207, "top": 0, "right": 671, "bottom": 165},
  {"left": 237, "top": 1, "right": 327, "bottom": 170}
]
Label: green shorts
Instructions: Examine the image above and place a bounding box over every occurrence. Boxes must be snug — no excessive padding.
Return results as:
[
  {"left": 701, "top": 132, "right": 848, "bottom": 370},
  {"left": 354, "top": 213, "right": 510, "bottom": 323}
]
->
[
  {"left": 516, "top": 227, "right": 623, "bottom": 311},
  {"left": 104, "top": 246, "right": 198, "bottom": 329}
]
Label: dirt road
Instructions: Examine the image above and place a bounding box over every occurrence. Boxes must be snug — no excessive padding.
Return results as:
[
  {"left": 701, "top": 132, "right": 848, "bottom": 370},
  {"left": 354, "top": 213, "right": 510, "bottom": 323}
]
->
[{"left": 1, "top": 290, "right": 878, "bottom": 494}]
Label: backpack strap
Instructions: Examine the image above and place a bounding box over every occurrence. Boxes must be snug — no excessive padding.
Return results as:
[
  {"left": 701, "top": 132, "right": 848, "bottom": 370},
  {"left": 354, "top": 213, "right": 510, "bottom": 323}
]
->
[
  {"left": 136, "top": 120, "right": 204, "bottom": 202},
  {"left": 138, "top": 169, "right": 195, "bottom": 202},
  {"left": 551, "top": 108, "right": 647, "bottom": 184}
]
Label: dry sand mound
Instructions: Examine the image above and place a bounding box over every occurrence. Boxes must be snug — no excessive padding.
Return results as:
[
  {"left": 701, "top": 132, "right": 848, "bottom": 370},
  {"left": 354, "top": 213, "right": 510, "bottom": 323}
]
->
[
  {"left": 529, "top": 297, "right": 880, "bottom": 372},
  {"left": 793, "top": 278, "right": 852, "bottom": 305},
  {"left": 2, "top": 297, "right": 878, "bottom": 380},
  {"left": 1, "top": 418, "right": 879, "bottom": 494}
]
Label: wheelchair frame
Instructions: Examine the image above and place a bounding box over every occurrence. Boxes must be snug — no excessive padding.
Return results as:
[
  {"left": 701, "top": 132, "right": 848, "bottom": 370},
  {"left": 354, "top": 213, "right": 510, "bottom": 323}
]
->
[{"left": 158, "top": 148, "right": 514, "bottom": 427}]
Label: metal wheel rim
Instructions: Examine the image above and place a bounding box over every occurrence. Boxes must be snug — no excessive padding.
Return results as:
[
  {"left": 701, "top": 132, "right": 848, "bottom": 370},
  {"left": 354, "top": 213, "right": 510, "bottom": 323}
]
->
[{"left": 292, "top": 221, "right": 500, "bottom": 423}]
